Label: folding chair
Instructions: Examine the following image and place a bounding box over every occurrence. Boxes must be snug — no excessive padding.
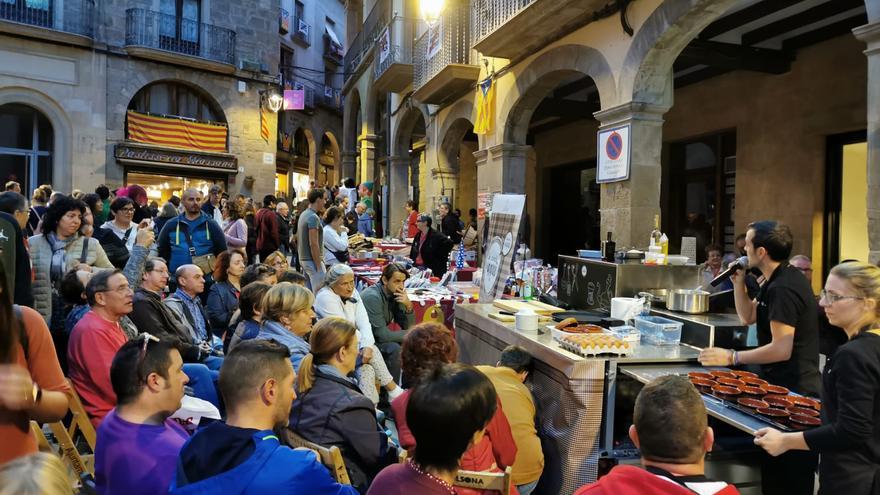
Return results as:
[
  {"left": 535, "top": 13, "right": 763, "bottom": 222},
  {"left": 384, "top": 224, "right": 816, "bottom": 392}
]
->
[
  {"left": 453, "top": 466, "right": 513, "bottom": 495},
  {"left": 42, "top": 380, "right": 98, "bottom": 477},
  {"left": 280, "top": 429, "right": 351, "bottom": 485}
]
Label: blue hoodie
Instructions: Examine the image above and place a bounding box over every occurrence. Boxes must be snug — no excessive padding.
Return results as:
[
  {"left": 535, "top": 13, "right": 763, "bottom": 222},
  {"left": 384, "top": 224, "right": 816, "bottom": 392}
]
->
[
  {"left": 157, "top": 212, "right": 227, "bottom": 273},
  {"left": 169, "top": 423, "right": 357, "bottom": 495}
]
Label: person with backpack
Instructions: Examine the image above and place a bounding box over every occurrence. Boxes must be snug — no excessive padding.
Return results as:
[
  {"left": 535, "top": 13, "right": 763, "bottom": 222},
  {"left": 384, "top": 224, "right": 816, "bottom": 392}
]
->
[
  {"left": 0, "top": 258, "right": 71, "bottom": 465},
  {"left": 157, "top": 188, "right": 227, "bottom": 283}
]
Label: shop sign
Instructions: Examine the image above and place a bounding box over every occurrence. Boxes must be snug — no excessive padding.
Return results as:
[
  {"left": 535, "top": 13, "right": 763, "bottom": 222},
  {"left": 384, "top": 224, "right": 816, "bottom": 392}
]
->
[
  {"left": 596, "top": 124, "right": 631, "bottom": 183},
  {"left": 479, "top": 194, "right": 526, "bottom": 303},
  {"left": 115, "top": 144, "right": 237, "bottom": 171}
]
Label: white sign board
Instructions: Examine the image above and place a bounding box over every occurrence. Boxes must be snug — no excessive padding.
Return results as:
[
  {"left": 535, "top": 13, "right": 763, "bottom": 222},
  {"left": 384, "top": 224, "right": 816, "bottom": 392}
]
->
[
  {"left": 479, "top": 194, "right": 526, "bottom": 302},
  {"left": 596, "top": 124, "right": 631, "bottom": 183},
  {"left": 426, "top": 23, "right": 442, "bottom": 60}
]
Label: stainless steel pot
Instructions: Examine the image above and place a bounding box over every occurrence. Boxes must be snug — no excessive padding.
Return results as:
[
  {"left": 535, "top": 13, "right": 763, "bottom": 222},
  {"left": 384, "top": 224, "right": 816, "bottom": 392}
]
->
[{"left": 666, "top": 289, "right": 710, "bottom": 314}]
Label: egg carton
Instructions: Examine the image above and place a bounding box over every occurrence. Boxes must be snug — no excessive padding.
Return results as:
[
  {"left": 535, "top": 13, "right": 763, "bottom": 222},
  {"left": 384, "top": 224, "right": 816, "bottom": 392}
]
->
[{"left": 555, "top": 334, "right": 632, "bottom": 356}]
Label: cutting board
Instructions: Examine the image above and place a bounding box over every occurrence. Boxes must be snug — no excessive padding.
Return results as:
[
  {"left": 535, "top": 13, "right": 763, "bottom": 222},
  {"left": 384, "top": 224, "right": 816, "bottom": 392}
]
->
[
  {"left": 492, "top": 299, "right": 564, "bottom": 315},
  {"left": 488, "top": 312, "right": 554, "bottom": 323}
]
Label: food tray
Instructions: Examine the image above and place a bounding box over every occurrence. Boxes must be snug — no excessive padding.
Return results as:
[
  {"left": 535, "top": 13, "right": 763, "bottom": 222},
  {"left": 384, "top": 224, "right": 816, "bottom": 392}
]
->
[
  {"left": 684, "top": 371, "right": 821, "bottom": 432},
  {"left": 554, "top": 332, "right": 632, "bottom": 356}
]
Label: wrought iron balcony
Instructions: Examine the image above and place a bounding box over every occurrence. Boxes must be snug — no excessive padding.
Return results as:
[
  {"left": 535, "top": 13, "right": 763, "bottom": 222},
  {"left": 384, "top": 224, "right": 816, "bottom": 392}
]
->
[
  {"left": 125, "top": 8, "right": 236, "bottom": 69},
  {"left": 292, "top": 14, "right": 310, "bottom": 45},
  {"left": 471, "top": 0, "right": 608, "bottom": 60},
  {"left": 413, "top": 2, "right": 479, "bottom": 105},
  {"left": 342, "top": 0, "right": 391, "bottom": 85},
  {"left": 373, "top": 16, "right": 415, "bottom": 93},
  {"left": 0, "top": 0, "right": 94, "bottom": 41}
]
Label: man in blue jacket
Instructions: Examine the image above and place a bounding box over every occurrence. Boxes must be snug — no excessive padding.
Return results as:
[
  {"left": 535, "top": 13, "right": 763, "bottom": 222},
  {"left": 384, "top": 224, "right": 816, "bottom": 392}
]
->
[
  {"left": 158, "top": 188, "right": 227, "bottom": 279},
  {"left": 170, "top": 339, "right": 357, "bottom": 495}
]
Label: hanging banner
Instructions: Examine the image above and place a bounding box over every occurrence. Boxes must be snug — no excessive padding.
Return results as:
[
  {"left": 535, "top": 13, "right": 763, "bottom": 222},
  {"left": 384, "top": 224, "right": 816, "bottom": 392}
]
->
[
  {"left": 426, "top": 22, "right": 442, "bottom": 60},
  {"left": 378, "top": 27, "right": 391, "bottom": 64},
  {"left": 596, "top": 124, "right": 631, "bottom": 183},
  {"left": 283, "top": 89, "right": 304, "bottom": 111},
  {"left": 479, "top": 194, "right": 526, "bottom": 302}
]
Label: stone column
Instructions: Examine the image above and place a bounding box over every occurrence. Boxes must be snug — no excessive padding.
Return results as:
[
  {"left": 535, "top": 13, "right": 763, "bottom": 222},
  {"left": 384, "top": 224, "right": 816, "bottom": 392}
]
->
[
  {"left": 593, "top": 101, "right": 670, "bottom": 249},
  {"left": 387, "top": 156, "right": 410, "bottom": 237},
  {"left": 340, "top": 151, "right": 357, "bottom": 180},
  {"left": 473, "top": 143, "right": 532, "bottom": 194},
  {"left": 357, "top": 134, "right": 377, "bottom": 184},
  {"left": 854, "top": 21, "right": 880, "bottom": 265}
]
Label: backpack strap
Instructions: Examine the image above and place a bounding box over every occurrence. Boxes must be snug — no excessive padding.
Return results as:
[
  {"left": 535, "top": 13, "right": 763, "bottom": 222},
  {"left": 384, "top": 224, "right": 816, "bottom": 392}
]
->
[{"left": 79, "top": 237, "right": 89, "bottom": 264}]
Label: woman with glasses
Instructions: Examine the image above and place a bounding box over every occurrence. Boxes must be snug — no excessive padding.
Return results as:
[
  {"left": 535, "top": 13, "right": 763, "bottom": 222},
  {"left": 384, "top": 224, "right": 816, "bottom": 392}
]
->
[
  {"left": 0, "top": 259, "right": 71, "bottom": 465},
  {"left": 221, "top": 200, "right": 247, "bottom": 249},
  {"left": 263, "top": 250, "right": 290, "bottom": 275},
  {"left": 755, "top": 261, "right": 880, "bottom": 494},
  {"left": 96, "top": 197, "right": 143, "bottom": 269},
  {"left": 314, "top": 264, "right": 404, "bottom": 405}
]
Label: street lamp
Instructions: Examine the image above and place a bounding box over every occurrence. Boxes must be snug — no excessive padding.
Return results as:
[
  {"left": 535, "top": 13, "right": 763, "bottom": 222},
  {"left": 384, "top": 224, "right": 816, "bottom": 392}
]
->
[
  {"left": 420, "top": 0, "right": 444, "bottom": 27},
  {"left": 260, "top": 87, "right": 284, "bottom": 113}
]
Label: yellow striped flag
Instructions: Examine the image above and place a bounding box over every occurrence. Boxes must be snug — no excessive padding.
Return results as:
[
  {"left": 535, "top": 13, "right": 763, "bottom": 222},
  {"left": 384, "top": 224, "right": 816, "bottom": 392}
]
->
[
  {"left": 261, "top": 107, "right": 270, "bottom": 143},
  {"left": 474, "top": 77, "right": 495, "bottom": 135},
  {"left": 126, "top": 110, "right": 227, "bottom": 152}
]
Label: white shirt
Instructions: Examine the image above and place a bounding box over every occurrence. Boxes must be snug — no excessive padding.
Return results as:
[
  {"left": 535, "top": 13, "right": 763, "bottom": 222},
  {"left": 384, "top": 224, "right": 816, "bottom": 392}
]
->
[
  {"left": 313, "top": 286, "right": 376, "bottom": 349},
  {"left": 322, "top": 224, "right": 349, "bottom": 267}
]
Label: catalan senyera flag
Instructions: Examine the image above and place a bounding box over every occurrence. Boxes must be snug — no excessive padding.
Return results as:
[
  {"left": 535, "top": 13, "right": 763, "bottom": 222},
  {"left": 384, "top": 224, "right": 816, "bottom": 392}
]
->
[
  {"left": 126, "top": 110, "right": 227, "bottom": 153},
  {"left": 474, "top": 76, "right": 495, "bottom": 135},
  {"left": 261, "top": 107, "right": 270, "bottom": 143}
]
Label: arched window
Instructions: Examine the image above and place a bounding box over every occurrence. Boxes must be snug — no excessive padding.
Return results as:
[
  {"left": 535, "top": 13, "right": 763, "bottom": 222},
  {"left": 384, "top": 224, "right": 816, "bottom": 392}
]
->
[
  {"left": 0, "top": 103, "right": 53, "bottom": 191},
  {"left": 128, "top": 81, "right": 224, "bottom": 123}
]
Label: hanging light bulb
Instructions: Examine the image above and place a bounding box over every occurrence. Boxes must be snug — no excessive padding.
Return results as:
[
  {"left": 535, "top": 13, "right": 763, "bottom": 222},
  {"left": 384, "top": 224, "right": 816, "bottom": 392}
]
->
[{"left": 421, "top": 0, "right": 444, "bottom": 27}]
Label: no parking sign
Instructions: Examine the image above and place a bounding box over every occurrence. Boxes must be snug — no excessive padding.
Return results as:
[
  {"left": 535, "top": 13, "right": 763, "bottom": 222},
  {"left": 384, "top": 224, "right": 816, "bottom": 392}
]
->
[{"left": 597, "top": 124, "right": 631, "bottom": 183}]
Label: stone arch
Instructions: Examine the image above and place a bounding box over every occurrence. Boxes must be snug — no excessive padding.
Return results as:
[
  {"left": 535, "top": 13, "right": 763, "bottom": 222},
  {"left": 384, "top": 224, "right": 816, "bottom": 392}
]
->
[
  {"left": 500, "top": 44, "right": 616, "bottom": 145},
  {"left": 293, "top": 127, "right": 317, "bottom": 180},
  {"left": 125, "top": 78, "right": 228, "bottom": 122},
  {"left": 343, "top": 88, "right": 362, "bottom": 155},
  {"left": 392, "top": 102, "right": 430, "bottom": 159},
  {"left": 622, "top": 0, "right": 737, "bottom": 104},
  {"left": 439, "top": 117, "right": 475, "bottom": 173},
  {"left": 0, "top": 86, "right": 74, "bottom": 192},
  {"left": 320, "top": 130, "right": 341, "bottom": 185}
]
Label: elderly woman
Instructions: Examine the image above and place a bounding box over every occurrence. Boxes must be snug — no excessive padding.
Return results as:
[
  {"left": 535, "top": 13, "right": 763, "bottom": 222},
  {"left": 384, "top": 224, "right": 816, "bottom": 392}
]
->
[
  {"left": 255, "top": 282, "right": 315, "bottom": 371},
  {"left": 314, "top": 264, "right": 403, "bottom": 405},
  {"left": 755, "top": 262, "right": 880, "bottom": 495}
]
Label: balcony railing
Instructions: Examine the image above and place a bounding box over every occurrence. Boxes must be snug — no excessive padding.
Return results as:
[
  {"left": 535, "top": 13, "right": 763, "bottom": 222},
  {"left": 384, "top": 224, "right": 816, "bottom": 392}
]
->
[
  {"left": 342, "top": 0, "right": 391, "bottom": 84},
  {"left": 125, "top": 8, "right": 236, "bottom": 65},
  {"left": 292, "top": 14, "right": 310, "bottom": 45},
  {"left": 414, "top": 2, "right": 477, "bottom": 93},
  {"left": 0, "top": 0, "right": 94, "bottom": 38},
  {"left": 471, "top": 0, "right": 532, "bottom": 44},
  {"left": 373, "top": 16, "right": 415, "bottom": 92}
]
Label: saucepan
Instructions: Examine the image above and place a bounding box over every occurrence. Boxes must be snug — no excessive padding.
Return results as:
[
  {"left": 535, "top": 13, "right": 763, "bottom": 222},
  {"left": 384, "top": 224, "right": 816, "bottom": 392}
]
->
[{"left": 666, "top": 289, "right": 710, "bottom": 314}]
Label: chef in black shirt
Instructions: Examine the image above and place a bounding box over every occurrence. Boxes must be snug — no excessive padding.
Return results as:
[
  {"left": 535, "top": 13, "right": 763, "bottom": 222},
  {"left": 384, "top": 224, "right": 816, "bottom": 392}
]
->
[{"left": 699, "top": 220, "right": 819, "bottom": 495}]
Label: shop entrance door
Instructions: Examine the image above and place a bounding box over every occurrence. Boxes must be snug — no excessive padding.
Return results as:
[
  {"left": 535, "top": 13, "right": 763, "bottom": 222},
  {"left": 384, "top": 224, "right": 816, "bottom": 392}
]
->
[
  {"left": 0, "top": 153, "right": 28, "bottom": 189},
  {"left": 824, "top": 131, "right": 869, "bottom": 275}
]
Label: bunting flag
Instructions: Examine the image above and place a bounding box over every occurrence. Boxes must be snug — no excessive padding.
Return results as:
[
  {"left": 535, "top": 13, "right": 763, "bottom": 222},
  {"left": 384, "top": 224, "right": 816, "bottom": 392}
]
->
[
  {"left": 474, "top": 77, "right": 495, "bottom": 135},
  {"left": 260, "top": 106, "right": 270, "bottom": 143},
  {"left": 126, "top": 110, "right": 227, "bottom": 152}
]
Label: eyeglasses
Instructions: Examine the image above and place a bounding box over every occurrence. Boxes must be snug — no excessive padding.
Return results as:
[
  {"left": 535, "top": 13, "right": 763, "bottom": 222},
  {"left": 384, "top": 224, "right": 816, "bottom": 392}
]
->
[
  {"left": 119, "top": 207, "right": 135, "bottom": 213},
  {"left": 98, "top": 284, "right": 133, "bottom": 295},
  {"left": 819, "top": 289, "right": 863, "bottom": 304},
  {"left": 796, "top": 266, "right": 813, "bottom": 273},
  {"left": 137, "top": 333, "right": 160, "bottom": 380}
]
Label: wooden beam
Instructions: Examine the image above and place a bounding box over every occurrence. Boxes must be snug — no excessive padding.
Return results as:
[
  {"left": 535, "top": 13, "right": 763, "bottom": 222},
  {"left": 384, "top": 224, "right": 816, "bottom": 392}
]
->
[
  {"left": 699, "top": 0, "right": 805, "bottom": 39},
  {"left": 553, "top": 76, "right": 597, "bottom": 98},
  {"left": 741, "top": 0, "right": 864, "bottom": 46},
  {"left": 674, "top": 66, "right": 733, "bottom": 89},
  {"left": 678, "top": 39, "right": 792, "bottom": 74},
  {"left": 533, "top": 97, "right": 599, "bottom": 119},
  {"left": 781, "top": 13, "right": 868, "bottom": 52}
]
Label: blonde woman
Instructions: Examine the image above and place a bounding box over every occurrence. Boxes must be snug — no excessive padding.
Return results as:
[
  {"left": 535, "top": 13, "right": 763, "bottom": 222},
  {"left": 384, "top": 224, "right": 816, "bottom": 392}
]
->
[
  {"left": 263, "top": 250, "right": 290, "bottom": 274},
  {"left": 0, "top": 452, "right": 75, "bottom": 495},
  {"left": 314, "top": 264, "right": 404, "bottom": 404},
  {"left": 255, "top": 282, "right": 315, "bottom": 371},
  {"left": 290, "top": 318, "right": 398, "bottom": 491},
  {"left": 755, "top": 262, "right": 880, "bottom": 495}
]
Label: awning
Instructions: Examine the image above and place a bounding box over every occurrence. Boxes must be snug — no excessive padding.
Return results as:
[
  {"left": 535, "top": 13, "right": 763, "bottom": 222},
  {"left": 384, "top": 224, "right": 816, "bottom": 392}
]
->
[{"left": 325, "top": 25, "right": 342, "bottom": 47}]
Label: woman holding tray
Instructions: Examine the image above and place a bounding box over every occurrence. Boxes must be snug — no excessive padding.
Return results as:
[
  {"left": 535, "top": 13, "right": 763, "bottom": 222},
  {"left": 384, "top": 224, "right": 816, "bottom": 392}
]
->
[{"left": 754, "top": 261, "right": 880, "bottom": 495}]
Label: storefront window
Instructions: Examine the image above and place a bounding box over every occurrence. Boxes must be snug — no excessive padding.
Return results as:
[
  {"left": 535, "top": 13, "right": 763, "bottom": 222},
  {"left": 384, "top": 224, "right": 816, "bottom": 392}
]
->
[
  {"left": 126, "top": 170, "right": 225, "bottom": 205},
  {"left": 0, "top": 103, "right": 53, "bottom": 192}
]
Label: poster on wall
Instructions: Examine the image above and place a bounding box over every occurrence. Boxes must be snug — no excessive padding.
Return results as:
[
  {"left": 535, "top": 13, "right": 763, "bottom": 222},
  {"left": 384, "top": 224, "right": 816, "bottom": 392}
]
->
[
  {"left": 596, "top": 124, "right": 631, "bottom": 183},
  {"left": 476, "top": 191, "right": 491, "bottom": 220},
  {"left": 479, "top": 194, "right": 526, "bottom": 302},
  {"left": 426, "top": 22, "right": 442, "bottom": 60}
]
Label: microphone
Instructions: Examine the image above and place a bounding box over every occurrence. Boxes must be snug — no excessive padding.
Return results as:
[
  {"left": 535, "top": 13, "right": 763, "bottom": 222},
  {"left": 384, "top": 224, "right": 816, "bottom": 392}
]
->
[{"left": 710, "top": 256, "right": 749, "bottom": 287}]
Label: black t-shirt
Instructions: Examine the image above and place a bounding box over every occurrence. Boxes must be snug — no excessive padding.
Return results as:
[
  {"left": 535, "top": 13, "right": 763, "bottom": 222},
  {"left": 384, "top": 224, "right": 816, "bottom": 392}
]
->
[{"left": 755, "top": 264, "right": 820, "bottom": 396}]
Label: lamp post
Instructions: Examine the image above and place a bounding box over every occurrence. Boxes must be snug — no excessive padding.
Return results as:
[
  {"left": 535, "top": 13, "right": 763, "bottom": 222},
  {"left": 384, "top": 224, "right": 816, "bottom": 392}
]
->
[
  {"left": 420, "top": 0, "right": 444, "bottom": 27},
  {"left": 264, "top": 89, "right": 283, "bottom": 113}
]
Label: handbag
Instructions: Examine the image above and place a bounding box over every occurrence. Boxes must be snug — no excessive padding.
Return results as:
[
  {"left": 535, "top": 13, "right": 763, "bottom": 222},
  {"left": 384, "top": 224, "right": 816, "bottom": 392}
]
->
[
  {"left": 331, "top": 249, "right": 350, "bottom": 263},
  {"left": 179, "top": 222, "right": 216, "bottom": 274}
]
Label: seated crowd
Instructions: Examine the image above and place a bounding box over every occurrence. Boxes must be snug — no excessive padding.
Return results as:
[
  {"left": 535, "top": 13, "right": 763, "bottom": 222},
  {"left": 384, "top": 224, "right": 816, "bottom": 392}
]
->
[{"left": 4, "top": 183, "right": 874, "bottom": 495}]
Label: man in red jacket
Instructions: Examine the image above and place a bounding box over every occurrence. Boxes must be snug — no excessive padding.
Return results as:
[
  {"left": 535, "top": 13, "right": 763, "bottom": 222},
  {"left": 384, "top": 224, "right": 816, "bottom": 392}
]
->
[
  {"left": 575, "top": 375, "right": 739, "bottom": 495},
  {"left": 255, "top": 194, "right": 280, "bottom": 263}
]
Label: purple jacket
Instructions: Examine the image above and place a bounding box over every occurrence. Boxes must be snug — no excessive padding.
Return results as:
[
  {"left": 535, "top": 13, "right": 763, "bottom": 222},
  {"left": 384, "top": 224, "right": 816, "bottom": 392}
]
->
[{"left": 223, "top": 219, "right": 248, "bottom": 248}]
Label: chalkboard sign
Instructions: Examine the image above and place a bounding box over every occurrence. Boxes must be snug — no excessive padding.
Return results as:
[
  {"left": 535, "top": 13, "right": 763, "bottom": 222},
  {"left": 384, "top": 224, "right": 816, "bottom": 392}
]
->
[{"left": 557, "top": 256, "right": 617, "bottom": 313}]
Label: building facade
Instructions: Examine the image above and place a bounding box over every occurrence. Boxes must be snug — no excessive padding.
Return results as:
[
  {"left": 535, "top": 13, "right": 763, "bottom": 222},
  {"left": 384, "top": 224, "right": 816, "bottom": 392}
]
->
[
  {"left": 0, "top": 0, "right": 343, "bottom": 204},
  {"left": 343, "top": 0, "right": 878, "bottom": 281}
]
